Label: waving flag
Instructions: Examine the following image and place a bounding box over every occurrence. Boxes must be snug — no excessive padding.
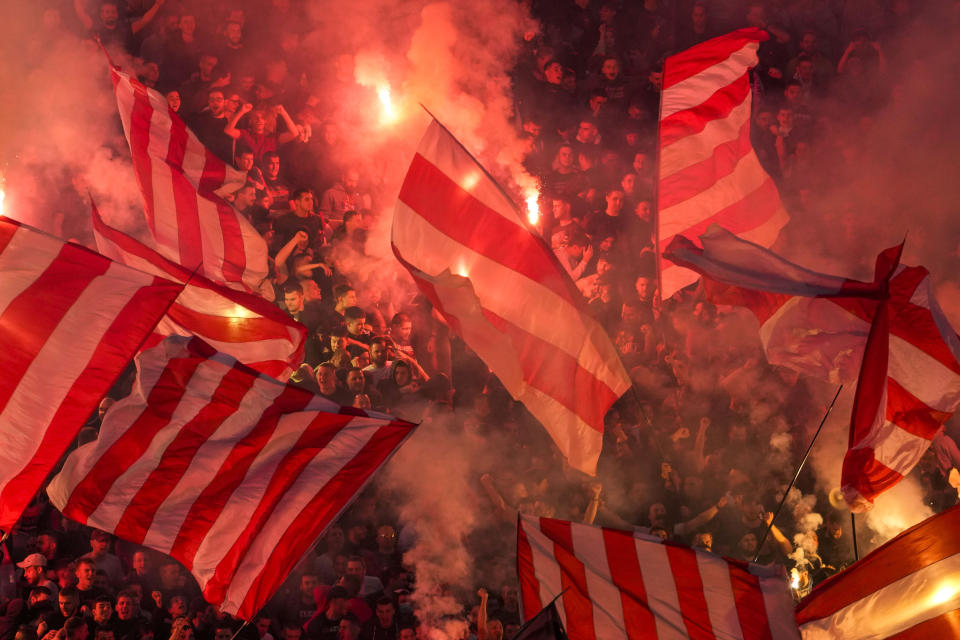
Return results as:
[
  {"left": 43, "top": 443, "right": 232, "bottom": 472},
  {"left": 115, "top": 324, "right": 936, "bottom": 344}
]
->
[
  {"left": 658, "top": 28, "right": 789, "bottom": 298},
  {"left": 796, "top": 505, "right": 960, "bottom": 638},
  {"left": 665, "top": 226, "right": 960, "bottom": 510},
  {"left": 110, "top": 65, "right": 268, "bottom": 291},
  {"left": 92, "top": 205, "right": 305, "bottom": 380},
  {"left": 517, "top": 515, "right": 799, "bottom": 639},
  {"left": 47, "top": 336, "right": 415, "bottom": 620},
  {"left": 392, "top": 120, "right": 631, "bottom": 475},
  {"left": 0, "top": 216, "right": 182, "bottom": 529}
]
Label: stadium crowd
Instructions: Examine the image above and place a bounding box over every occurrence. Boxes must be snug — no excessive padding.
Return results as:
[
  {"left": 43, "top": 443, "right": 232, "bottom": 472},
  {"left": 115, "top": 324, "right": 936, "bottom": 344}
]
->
[{"left": 7, "top": 0, "right": 960, "bottom": 639}]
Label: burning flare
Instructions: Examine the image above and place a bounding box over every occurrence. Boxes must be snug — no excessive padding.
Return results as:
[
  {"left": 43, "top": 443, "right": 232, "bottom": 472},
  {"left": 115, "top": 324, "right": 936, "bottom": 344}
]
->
[
  {"left": 378, "top": 85, "right": 397, "bottom": 125},
  {"left": 525, "top": 189, "right": 539, "bottom": 226}
]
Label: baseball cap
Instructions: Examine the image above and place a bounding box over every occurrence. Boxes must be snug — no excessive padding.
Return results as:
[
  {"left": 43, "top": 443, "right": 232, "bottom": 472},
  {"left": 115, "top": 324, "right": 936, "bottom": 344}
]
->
[{"left": 17, "top": 553, "right": 47, "bottom": 569}]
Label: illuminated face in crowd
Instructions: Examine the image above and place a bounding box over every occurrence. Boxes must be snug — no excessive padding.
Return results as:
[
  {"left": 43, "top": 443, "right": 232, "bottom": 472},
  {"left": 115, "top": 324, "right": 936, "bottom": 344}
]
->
[
  {"left": 177, "top": 15, "right": 196, "bottom": 38},
  {"left": 376, "top": 602, "right": 395, "bottom": 627},
  {"left": 225, "top": 22, "right": 243, "bottom": 45},
  {"left": 601, "top": 58, "right": 620, "bottom": 80},
  {"left": 99, "top": 3, "right": 119, "bottom": 28},
  {"left": 116, "top": 596, "right": 136, "bottom": 621},
  {"left": 166, "top": 91, "right": 181, "bottom": 112},
  {"left": 208, "top": 91, "right": 225, "bottom": 116},
  {"left": 284, "top": 290, "right": 304, "bottom": 314},
  {"left": 345, "top": 370, "right": 365, "bottom": 393},
  {"left": 692, "top": 4, "right": 707, "bottom": 28},
  {"left": 93, "top": 600, "right": 113, "bottom": 624},
  {"left": 544, "top": 62, "right": 563, "bottom": 85},
  {"left": 264, "top": 155, "right": 281, "bottom": 179},
  {"left": 605, "top": 190, "right": 624, "bottom": 214}
]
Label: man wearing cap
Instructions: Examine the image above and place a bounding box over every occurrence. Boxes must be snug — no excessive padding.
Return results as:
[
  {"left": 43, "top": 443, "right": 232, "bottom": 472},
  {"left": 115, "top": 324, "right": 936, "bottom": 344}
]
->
[
  {"left": 304, "top": 585, "right": 349, "bottom": 640},
  {"left": 18, "top": 552, "right": 59, "bottom": 600}
]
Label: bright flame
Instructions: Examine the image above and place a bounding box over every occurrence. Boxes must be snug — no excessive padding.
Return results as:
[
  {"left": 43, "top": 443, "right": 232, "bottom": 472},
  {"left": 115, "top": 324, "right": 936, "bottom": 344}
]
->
[
  {"left": 790, "top": 568, "right": 801, "bottom": 590},
  {"left": 227, "top": 304, "right": 258, "bottom": 320},
  {"left": 377, "top": 85, "right": 397, "bottom": 125},
  {"left": 461, "top": 172, "right": 481, "bottom": 191},
  {"left": 930, "top": 582, "right": 960, "bottom": 606},
  {"left": 525, "top": 190, "right": 539, "bottom": 226}
]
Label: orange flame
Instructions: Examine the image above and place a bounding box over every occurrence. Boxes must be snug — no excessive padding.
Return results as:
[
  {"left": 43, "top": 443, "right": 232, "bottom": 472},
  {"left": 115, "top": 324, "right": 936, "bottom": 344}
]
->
[
  {"left": 377, "top": 85, "right": 397, "bottom": 125},
  {"left": 525, "top": 189, "right": 539, "bottom": 226}
]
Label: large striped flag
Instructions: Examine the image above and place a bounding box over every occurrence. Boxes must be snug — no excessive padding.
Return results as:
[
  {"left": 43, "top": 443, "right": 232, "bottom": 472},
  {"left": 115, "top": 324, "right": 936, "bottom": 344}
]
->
[
  {"left": 92, "top": 205, "right": 306, "bottom": 380},
  {"left": 665, "top": 226, "right": 960, "bottom": 511},
  {"left": 0, "top": 216, "right": 182, "bottom": 529},
  {"left": 110, "top": 65, "right": 268, "bottom": 291},
  {"left": 392, "top": 120, "right": 631, "bottom": 475},
  {"left": 795, "top": 505, "right": 960, "bottom": 638},
  {"left": 46, "top": 336, "right": 415, "bottom": 620},
  {"left": 517, "top": 514, "right": 800, "bottom": 639},
  {"left": 658, "top": 28, "right": 789, "bottom": 298}
]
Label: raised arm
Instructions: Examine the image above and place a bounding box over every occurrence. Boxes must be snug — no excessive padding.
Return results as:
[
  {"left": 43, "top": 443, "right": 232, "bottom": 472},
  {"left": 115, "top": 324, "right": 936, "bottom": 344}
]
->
[
  {"left": 765, "top": 511, "right": 794, "bottom": 556},
  {"left": 73, "top": 0, "right": 94, "bottom": 31},
  {"left": 131, "top": 0, "right": 166, "bottom": 34},
  {"left": 477, "top": 588, "right": 491, "bottom": 640},
  {"left": 674, "top": 494, "right": 727, "bottom": 538},
  {"left": 274, "top": 105, "right": 301, "bottom": 145},
  {"left": 225, "top": 102, "right": 253, "bottom": 139},
  {"left": 272, "top": 230, "right": 307, "bottom": 284},
  {"left": 583, "top": 482, "right": 603, "bottom": 525}
]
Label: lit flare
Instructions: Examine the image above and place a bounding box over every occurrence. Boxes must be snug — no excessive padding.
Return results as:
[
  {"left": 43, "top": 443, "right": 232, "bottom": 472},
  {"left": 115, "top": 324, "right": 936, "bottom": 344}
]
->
[{"left": 525, "top": 189, "right": 539, "bottom": 226}]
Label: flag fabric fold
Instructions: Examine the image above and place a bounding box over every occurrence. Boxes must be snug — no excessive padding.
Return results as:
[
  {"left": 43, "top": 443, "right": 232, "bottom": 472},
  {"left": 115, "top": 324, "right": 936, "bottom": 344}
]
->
[
  {"left": 0, "top": 216, "right": 183, "bottom": 529},
  {"left": 658, "top": 28, "right": 789, "bottom": 298},
  {"left": 110, "top": 65, "right": 268, "bottom": 291},
  {"left": 92, "top": 204, "right": 306, "bottom": 380},
  {"left": 47, "top": 336, "right": 415, "bottom": 620},
  {"left": 795, "top": 505, "right": 960, "bottom": 639},
  {"left": 665, "top": 226, "right": 960, "bottom": 511},
  {"left": 391, "top": 120, "right": 631, "bottom": 475},
  {"left": 517, "top": 514, "right": 800, "bottom": 640}
]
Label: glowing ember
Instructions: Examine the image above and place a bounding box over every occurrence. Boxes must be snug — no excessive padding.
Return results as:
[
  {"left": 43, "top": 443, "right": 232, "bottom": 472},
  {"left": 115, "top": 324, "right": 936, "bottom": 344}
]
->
[
  {"left": 377, "top": 85, "right": 397, "bottom": 124},
  {"left": 525, "top": 190, "right": 539, "bottom": 226}
]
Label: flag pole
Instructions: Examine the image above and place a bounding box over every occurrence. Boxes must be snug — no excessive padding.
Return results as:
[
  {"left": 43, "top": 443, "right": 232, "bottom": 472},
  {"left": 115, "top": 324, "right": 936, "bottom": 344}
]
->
[
  {"left": 851, "top": 513, "right": 860, "bottom": 561},
  {"left": 754, "top": 385, "right": 843, "bottom": 561},
  {"left": 653, "top": 59, "right": 665, "bottom": 306}
]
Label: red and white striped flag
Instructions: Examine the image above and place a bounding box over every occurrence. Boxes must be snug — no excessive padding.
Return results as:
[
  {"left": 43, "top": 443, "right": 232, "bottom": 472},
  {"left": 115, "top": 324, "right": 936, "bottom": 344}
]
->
[
  {"left": 111, "top": 65, "right": 268, "bottom": 291},
  {"left": 392, "top": 120, "right": 631, "bottom": 475},
  {"left": 0, "top": 216, "right": 182, "bottom": 529},
  {"left": 517, "top": 514, "right": 800, "bottom": 639},
  {"left": 47, "top": 336, "right": 415, "bottom": 620},
  {"left": 92, "top": 205, "right": 306, "bottom": 380},
  {"left": 795, "top": 505, "right": 960, "bottom": 638},
  {"left": 665, "top": 226, "right": 960, "bottom": 510},
  {"left": 658, "top": 28, "right": 789, "bottom": 298}
]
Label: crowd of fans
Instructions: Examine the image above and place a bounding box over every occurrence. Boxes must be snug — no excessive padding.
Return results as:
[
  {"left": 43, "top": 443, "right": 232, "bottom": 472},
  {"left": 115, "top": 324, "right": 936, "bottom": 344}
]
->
[{"left": 8, "top": 0, "right": 960, "bottom": 639}]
